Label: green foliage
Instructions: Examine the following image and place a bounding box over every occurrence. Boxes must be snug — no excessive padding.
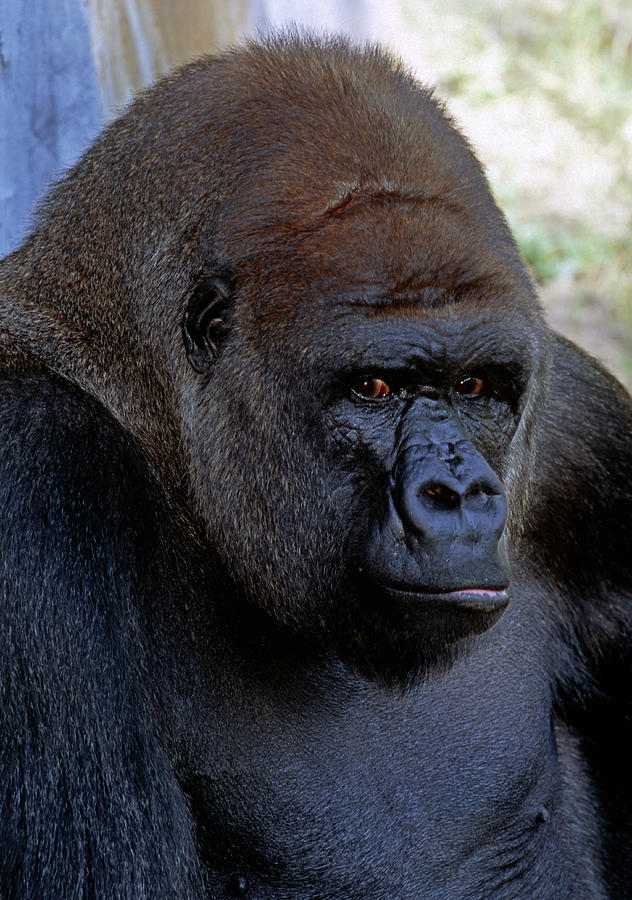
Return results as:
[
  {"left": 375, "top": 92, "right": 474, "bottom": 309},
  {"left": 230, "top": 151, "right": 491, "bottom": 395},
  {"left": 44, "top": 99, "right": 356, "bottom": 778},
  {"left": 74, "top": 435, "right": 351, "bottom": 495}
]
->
[
  {"left": 497, "top": 0, "right": 632, "bottom": 136},
  {"left": 512, "top": 220, "right": 614, "bottom": 285}
]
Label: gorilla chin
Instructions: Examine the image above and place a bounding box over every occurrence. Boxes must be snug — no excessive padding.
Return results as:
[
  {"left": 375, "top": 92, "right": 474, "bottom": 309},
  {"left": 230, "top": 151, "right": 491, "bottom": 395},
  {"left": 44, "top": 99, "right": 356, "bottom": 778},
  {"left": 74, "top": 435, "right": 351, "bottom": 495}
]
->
[{"left": 333, "top": 579, "right": 510, "bottom": 686}]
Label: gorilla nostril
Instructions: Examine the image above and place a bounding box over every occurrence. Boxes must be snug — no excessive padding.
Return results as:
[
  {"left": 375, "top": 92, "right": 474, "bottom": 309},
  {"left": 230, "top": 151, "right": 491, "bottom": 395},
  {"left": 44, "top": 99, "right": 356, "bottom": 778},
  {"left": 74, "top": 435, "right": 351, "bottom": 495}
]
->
[
  {"left": 423, "top": 484, "right": 461, "bottom": 510},
  {"left": 465, "top": 481, "right": 502, "bottom": 502}
]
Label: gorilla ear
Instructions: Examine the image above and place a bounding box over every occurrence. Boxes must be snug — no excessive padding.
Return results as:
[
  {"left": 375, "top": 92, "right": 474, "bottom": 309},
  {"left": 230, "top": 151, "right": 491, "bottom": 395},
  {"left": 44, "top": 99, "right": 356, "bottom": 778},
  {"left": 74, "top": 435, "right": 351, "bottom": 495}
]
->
[{"left": 182, "top": 275, "right": 232, "bottom": 374}]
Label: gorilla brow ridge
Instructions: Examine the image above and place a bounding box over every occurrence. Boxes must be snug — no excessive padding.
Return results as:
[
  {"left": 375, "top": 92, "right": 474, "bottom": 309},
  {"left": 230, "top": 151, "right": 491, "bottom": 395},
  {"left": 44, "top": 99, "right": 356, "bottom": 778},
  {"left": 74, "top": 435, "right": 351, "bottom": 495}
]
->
[
  {"left": 347, "top": 287, "right": 450, "bottom": 313},
  {"left": 345, "top": 274, "right": 496, "bottom": 313}
]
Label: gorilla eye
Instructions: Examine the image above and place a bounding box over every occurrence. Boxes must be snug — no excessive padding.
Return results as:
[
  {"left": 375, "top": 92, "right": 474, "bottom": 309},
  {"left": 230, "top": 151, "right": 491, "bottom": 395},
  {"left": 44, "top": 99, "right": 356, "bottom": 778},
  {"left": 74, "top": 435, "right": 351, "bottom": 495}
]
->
[
  {"left": 352, "top": 376, "right": 391, "bottom": 400},
  {"left": 454, "top": 375, "right": 485, "bottom": 397}
]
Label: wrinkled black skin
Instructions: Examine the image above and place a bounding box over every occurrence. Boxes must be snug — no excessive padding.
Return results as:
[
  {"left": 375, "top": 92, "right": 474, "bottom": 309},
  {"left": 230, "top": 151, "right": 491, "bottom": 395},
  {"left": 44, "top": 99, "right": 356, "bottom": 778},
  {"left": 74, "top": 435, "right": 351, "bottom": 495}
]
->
[{"left": 1, "top": 36, "right": 631, "bottom": 900}]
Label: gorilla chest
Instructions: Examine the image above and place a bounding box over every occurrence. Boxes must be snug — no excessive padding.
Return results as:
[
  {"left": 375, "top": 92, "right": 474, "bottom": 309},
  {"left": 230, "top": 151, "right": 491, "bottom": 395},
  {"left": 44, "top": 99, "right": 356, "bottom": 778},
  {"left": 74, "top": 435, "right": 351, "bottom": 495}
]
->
[{"left": 181, "top": 641, "right": 570, "bottom": 898}]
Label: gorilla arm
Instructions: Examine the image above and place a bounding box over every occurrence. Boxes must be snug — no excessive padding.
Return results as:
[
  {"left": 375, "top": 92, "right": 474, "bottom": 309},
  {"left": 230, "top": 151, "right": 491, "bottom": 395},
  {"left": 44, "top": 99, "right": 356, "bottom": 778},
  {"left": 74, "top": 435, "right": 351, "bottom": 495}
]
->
[
  {"left": 0, "top": 373, "right": 204, "bottom": 899},
  {"left": 527, "top": 335, "right": 632, "bottom": 893}
]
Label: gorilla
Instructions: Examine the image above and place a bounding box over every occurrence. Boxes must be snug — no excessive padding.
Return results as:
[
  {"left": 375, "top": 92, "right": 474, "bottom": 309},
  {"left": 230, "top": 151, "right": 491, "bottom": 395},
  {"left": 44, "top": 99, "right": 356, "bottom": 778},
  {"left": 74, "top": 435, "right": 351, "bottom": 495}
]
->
[{"left": 0, "top": 34, "right": 630, "bottom": 900}]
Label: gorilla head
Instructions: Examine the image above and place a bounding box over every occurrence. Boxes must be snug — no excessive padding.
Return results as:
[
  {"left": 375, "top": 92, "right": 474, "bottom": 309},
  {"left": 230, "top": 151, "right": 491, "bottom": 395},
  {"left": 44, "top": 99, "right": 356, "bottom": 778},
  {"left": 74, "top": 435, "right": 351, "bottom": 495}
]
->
[
  {"left": 3, "top": 36, "right": 546, "bottom": 683},
  {"left": 174, "top": 39, "right": 546, "bottom": 681}
]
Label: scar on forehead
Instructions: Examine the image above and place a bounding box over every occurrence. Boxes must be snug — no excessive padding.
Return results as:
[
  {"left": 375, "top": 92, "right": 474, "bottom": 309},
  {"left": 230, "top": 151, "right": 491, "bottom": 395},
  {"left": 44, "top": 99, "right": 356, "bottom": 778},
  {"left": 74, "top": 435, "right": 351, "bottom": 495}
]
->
[
  {"left": 321, "top": 179, "right": 438, "bottom": 218},
  {"left": 283, "top": 178, "right": 457, "bottom": 241}
]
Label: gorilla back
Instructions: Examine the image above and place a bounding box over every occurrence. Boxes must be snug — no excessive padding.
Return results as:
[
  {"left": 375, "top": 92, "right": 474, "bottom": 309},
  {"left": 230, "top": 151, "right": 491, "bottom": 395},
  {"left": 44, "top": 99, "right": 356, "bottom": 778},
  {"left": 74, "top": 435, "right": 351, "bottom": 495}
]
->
[{"left": 1, "top": 35, "right": 630, "bottom": 899}]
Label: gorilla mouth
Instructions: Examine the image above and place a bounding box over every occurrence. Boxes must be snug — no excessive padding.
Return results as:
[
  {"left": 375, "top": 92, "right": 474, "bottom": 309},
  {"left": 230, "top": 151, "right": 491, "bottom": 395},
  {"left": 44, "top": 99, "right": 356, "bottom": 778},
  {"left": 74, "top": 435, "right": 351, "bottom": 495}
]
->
[
  {"left": 348, "top": 580, "right": 511, "bottom": 674},
  {"left": 376, "top": 583, "right": 510, "bottom": 615}
]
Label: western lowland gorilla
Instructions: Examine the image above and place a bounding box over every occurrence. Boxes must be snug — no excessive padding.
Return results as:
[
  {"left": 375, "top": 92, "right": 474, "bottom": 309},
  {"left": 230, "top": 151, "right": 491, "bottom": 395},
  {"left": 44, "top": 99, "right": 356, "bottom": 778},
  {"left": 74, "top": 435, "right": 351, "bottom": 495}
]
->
[{"left": 0, "top": 34, "right": 630, "bottom": 900}]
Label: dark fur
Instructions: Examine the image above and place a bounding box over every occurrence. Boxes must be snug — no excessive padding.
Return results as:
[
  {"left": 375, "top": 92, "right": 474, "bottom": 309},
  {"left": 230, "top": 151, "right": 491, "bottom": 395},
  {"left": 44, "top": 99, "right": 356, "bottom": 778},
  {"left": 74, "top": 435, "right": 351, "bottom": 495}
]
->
[{"left": 0, "top": 35, "right": 630, "bottom": 898}]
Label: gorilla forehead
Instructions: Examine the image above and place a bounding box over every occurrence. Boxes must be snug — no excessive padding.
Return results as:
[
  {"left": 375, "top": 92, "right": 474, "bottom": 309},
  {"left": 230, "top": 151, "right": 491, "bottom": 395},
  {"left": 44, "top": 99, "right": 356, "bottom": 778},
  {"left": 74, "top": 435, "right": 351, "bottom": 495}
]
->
[
  {"left": 189, "top": 40, "right": 527, "bottom": 284},
  {"left": 173, "top": 44, "right": 536, "bottom": 323},
  {"left": 229, "top": 198, "right": 537, "bottom": 339}
]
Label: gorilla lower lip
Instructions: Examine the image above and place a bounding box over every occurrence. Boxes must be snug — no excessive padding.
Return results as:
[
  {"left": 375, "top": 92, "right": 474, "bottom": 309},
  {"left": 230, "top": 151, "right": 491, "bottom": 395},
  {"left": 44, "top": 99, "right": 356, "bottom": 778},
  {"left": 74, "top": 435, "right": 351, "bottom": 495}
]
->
[
  {"left": 441, "top": 588, "right": 509, "bottom": 613},
  {"left": 380, "top": 584, "right": 509, "bottom": 614}
]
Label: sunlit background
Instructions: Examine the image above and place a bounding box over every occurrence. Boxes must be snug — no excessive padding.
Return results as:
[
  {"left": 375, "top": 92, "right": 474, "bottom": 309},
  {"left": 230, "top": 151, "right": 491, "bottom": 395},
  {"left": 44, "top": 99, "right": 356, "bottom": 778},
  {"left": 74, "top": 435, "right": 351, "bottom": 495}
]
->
[{"left": 2, "top": 0, "right": 630, "bottom": 385}]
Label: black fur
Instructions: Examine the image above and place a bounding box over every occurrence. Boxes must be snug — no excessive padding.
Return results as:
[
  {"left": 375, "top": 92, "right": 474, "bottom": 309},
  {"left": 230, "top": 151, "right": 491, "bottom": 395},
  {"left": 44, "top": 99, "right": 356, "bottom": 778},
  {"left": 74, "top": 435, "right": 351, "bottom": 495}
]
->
[{"left": 0, "top": 35, "right": 630, "bottom": 899}]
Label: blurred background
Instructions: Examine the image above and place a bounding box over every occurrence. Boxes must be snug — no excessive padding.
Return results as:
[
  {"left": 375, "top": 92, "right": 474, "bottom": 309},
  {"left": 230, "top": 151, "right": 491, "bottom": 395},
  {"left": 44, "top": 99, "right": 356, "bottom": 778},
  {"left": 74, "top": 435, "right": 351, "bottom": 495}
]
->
[{"left": 1, "top": 0, "right": 630, "bottom": 386}]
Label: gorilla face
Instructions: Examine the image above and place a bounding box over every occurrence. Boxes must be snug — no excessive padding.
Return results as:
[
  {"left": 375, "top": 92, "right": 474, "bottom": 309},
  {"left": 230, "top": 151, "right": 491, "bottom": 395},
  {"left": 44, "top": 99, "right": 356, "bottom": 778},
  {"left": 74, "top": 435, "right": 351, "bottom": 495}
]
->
[
  {"left": 325, "top": 320, "right": 512, "bottom": 596},
  {"left": 184, "top": 198, "right": 544, "bottom": 682}
]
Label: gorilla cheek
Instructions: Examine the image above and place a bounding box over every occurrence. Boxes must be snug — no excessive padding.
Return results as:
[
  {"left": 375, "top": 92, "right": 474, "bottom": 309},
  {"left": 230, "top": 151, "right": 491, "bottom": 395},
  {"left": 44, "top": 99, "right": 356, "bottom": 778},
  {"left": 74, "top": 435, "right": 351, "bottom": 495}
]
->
[{"left": 196, "top": 412, "right": 351, "bottom": 636}]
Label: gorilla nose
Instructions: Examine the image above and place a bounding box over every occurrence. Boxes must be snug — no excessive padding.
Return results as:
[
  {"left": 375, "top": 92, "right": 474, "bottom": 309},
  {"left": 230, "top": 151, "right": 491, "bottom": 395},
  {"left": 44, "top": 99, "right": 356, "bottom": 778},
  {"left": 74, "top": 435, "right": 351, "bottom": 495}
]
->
[
  {"left": 396, "top": 446, "right": 507, "bottom": 546},
  {"left": 416, "top": 477, "right": 507, "bottom": 539}
]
